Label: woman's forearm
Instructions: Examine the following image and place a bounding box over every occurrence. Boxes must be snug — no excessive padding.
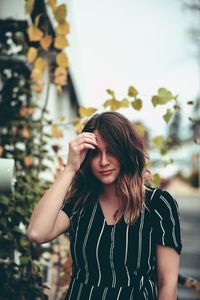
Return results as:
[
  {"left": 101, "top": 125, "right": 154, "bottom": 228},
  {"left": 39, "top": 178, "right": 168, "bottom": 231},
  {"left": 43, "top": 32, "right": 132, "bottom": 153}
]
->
[
  {"left": 27, "top": 166, "right": 75, "bottom": 242},
  {"left": 158, "top": 284, "right": 177, "bottom": 300}
]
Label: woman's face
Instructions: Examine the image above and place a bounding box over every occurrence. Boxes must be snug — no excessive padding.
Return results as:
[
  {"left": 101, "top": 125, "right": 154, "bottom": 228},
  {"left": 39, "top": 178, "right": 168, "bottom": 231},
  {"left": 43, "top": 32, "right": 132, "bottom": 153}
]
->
[{"left": 90, "top": 130, "right": 121, "bottom": 186}]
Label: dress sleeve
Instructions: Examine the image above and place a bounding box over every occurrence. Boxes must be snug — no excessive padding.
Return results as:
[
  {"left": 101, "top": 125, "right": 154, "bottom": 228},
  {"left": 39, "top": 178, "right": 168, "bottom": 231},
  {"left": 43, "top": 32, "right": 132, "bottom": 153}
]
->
[
  {"left": 151, "top": 189, "right": 182, "bottom": 254},
  {"left": 61, "top": 199, "right": 74, "bottom": 218}
]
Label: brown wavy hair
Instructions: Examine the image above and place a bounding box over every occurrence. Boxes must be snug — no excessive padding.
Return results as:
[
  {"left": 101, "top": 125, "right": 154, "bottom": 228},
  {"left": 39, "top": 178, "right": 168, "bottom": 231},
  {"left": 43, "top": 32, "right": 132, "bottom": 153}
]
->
[{"left": 66, "top": 111, "right": 146, "bottom": 224}]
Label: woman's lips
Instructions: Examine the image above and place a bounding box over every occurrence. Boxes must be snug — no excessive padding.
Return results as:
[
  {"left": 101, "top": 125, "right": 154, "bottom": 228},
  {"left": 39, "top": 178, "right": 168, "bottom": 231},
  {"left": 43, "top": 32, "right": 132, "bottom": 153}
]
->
[{"left": 99, "top": 170, "right": 114, "bottom": 176}]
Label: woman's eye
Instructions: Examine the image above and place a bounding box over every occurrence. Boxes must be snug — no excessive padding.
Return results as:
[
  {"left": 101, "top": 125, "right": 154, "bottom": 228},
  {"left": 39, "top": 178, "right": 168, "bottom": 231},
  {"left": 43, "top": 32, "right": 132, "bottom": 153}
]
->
[
  {"left": 107, "top": 148, "right": 114, "bottom": 155},
  {"left": 92, "top": 148, "right": 99, "bottom": 156}
]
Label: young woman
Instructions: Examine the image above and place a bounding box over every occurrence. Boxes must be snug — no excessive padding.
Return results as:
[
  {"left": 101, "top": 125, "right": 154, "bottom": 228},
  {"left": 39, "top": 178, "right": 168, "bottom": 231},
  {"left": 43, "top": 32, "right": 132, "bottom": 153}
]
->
[{"left": 27, "top": 111, "right": 182, "bottom": 299}]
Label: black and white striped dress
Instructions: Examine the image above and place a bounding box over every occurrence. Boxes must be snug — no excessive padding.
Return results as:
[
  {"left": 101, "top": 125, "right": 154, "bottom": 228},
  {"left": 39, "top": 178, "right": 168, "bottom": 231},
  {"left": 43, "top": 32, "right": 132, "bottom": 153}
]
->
[{"left": 62, "top": 188, "right": 182, "bottom": 300}]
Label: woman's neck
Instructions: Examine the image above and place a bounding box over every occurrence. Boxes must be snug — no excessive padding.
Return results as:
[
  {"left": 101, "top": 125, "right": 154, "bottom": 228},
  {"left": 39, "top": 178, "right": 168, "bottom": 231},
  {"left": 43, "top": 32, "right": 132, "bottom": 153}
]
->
[{"left": 101, "top": 183, "right": 120, "bottom": 205}]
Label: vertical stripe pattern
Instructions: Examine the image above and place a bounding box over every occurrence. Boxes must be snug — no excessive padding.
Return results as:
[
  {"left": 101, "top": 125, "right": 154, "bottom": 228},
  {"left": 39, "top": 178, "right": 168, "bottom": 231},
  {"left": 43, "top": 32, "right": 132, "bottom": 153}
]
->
[{"left": 62, "top": 188, "right": 182, "bottom": 300}]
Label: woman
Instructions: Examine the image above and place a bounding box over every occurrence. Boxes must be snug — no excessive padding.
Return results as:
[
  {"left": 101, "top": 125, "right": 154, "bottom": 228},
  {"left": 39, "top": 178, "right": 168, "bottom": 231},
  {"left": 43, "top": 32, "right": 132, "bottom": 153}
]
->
[{"left": 27, "top": 112, "right": 182, "bottom": 299}]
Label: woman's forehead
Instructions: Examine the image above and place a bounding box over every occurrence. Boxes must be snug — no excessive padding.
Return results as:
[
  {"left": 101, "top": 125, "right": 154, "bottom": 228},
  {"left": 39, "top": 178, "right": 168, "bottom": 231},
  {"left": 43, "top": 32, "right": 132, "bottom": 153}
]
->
[{"left": 93, "top": 130, "right": 107, "bottom": 148}]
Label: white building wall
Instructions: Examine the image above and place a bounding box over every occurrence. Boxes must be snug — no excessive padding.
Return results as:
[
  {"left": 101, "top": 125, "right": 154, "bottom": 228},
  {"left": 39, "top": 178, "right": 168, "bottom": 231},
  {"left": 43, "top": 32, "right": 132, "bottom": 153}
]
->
[{"left": 0, "top": 0, "right": 78, "bottom": 167}]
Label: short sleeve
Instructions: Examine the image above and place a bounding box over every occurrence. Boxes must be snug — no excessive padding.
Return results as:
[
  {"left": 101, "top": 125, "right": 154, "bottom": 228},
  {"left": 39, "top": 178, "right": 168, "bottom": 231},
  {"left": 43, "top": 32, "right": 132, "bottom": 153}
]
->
[
  {"left": 61, "top": 199, "right": 74, "bottom": 218},
  {"left": 151, "top": 189, "right": 182, "bottom": 254}
]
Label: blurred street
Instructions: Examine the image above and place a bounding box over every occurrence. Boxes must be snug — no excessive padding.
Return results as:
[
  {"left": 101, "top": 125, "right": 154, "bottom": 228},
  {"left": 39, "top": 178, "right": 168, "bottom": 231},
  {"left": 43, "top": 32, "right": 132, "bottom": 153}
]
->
[{"left": 168, "top": 180, "right": 200, "bottom": 300}]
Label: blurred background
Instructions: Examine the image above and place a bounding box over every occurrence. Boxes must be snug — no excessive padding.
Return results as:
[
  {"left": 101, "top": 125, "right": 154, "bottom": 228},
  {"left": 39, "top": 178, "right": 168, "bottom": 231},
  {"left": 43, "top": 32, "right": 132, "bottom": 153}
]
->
[{"left": 0, "top": 0, "right": 199, "bottom": 299}]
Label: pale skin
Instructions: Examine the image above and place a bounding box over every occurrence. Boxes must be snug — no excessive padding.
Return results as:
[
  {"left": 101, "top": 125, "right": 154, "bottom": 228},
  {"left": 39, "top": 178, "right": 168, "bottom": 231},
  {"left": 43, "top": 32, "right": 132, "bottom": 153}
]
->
[{"left": 27, "top": 130, "right": 180, "bottom": 299}]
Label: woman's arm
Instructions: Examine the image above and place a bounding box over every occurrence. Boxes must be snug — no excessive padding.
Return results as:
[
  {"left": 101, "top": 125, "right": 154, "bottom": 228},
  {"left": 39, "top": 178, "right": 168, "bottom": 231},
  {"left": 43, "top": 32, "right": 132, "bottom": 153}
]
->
[
  {"left": 27, "top": 132, "right": 97, "bottom": 244},
  {"left": 27, "top": 166, "right": 75, "bottom": 244},
  {"left": 156, "top": 245, "right": 180, "bottom": 300}
]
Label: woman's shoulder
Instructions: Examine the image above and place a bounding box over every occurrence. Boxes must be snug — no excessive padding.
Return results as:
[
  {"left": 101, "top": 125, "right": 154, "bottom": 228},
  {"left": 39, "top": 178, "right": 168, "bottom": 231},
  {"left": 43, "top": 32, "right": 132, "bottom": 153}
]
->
[{"left": 145, "top": 186, "right": 178, "bottom": 210}]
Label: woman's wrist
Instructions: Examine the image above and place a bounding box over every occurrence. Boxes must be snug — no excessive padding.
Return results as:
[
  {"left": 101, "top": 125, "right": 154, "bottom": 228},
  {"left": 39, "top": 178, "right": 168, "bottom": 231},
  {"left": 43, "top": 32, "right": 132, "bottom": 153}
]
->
[{"left": 63, "top": 164, "right": 77, "bottom": 176}]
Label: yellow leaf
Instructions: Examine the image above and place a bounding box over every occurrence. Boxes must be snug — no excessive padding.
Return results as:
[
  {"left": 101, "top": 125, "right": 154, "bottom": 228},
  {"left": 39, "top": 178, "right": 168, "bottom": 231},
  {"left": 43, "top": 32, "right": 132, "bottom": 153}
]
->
[
  {"left": 27, "top": 25, "right": 43, "bottom": 42},
  {"left": 74, "top": 119, "right": 84, "bottom": 134},
  {"left": 106, "top": 89, "right": 116, "bottom": 99},
  {"left": 157, "top": 87, "right": 174, "bottom": 103},
  {"left": 103, "top": 99, "right": 120, "bottom": 111},
  {"left": 34, "top": 57, "right": 47, "bottom": 71},
  {"left": 104, "top": 98, "right": 129, "bottom": 110},
  {"left": 22, "top": 127, "right": 31, "bottom": 139},
  {"left": 40, "top": 35, "right": 52, "bottom": 50},
  {"left": 0, "top": 145, "right": 3, "bottom": 156},
  {"left": 152, "top": 135, "right": 164, "bottom": 149},
  {"left": 54, "top": 73, "right": 67, "bottom": 86},
  {"left": 27, "top": 47, "right": 38, "bottom": 64},
  {"left": 131, "top": 98, "right": 142, "bottom": 110},
  {"left": 54, "top": 67, "right": 67, "bottom": 85},
  {"left": 109, "top": 100, "right": 119, "bottom": 110},
  {"left": 31, "top": 68, "right": 43, "bottom": 80},
  {"left": 160, "top": 146, "right": 168, "bottom": 155},
  {"left": 54, "top": 66, "right": 67, "bottom": 76},
  {"left": 128, "top": 86, "right": 138, "bottom": 97},
  {"left": 152, "top": 173, "right": 160, "bottom": 187},
  {"left": 24, "top": 156, "right": 33, "bottom": 167},
  {"left": 56, "top": 21, "right": 70, "bottom": 35},
  {"left": 120, "top": 98, "right": 129, "bottom": 108},
  {"left": 59, "top": 115, "right": 65, "bottom": 121},
  {"left": 54, "top": 4, "right": 67, "bottom": 22},
  {"left": 151, "top": 95, "right": 161, "bottom": 107},
  {"left": 48, "top": 0, "right": 57, "bottom": 11},
  {"left": 135, "top": 123, "right": 146, "bottom": 137},
  {"left": 51, "top": 125, "right": 63, "bottom": 138},
  {"left": 79, "top": 107, "right": 97, "bottom": 118},
  {"left": 25, "top": 0, "right": 35, "bottom": 14},
  {"left": 54, "top": 35, "right": 69, "bottom": 49},
  {"left": 33, "top": 80, "right": 43, "bottom": 92},
  {"left": 163, "top": 109, "right": 173, "bottom": 123},
  {"left": 34, "top": 15, "right": 41, "bottom": 28},
  {"left": 56, "top": 52, "right": 69, "bottom": 67}
]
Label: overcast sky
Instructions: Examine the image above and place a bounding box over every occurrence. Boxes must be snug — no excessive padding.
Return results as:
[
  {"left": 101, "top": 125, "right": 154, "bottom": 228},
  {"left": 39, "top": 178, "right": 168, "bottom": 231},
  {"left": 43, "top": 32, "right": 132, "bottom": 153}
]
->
[
  {"left": 1, "top": 0, "right": 198, "bottom": 136},
  {"left": 66, "top": 0, "right": 199, "bottom": 136}
]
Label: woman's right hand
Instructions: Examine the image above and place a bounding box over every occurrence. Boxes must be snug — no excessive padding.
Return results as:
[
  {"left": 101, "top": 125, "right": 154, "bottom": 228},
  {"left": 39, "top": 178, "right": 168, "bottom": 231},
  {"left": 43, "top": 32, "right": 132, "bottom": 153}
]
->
[{"left": 66, "top": 132, "right": 97, "bottom": 172}]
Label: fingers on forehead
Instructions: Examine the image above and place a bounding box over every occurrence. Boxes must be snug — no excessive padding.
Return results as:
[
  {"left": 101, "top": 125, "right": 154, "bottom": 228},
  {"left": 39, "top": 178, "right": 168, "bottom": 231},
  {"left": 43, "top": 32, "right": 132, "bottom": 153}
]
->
[{"left": 82, "top": 132, "right": 96, "bottom": 138}]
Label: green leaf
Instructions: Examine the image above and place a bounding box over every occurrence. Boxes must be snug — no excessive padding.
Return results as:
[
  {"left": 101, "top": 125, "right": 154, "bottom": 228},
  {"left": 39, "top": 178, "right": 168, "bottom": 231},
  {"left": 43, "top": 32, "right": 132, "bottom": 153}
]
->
[
  {"left": 131, "top": 98, "right": 142, "bottom": 110},
  {"left": 16, "top": 207, "right": 25, "bottom": 216},
  {"left": 152, "top": 135, "right": 164, "bottom": 149},
  {"left": 128, "top": 86, "right": 138, "bottom": 97},
  {"left": 25, "top": 0, "right": 35, "bottom": 14},
  {"left": 135, "top": 123, "right": 146, "bottom": 136},
  {"left": 157, "top": 87, "right": 174, "bottom": 104},
  {"left": 152, "top": 173, "right": 160, "bottom": 187},
  {"left": 152, "top": 88, "right": 174, "bottom": 107},
  {"left": 20, "top": 236, "right": 29, "bottom": 248},
  {"left": 120, "top": 98, "right": 129, "bottom": 108},
  {"left": 20, "top": 256, "right": 29, "bottom": 265},
  {"left": 6, "top": 232, "right": 14, "bottom": 241},
  {"left": 0, "top": 196, "right": 9, "bottom": 206},
  {"left": 160, "top": 146, "right": 168, "bottom": 155},
  {"left": 106, "top": 89, "right": 115, "bottom": 99},
  {"left": 163, "top": 109, "right": 173, "bottom": 123},
  {"left": 151, "top": 95, "right": 162, "bottom": 107}
]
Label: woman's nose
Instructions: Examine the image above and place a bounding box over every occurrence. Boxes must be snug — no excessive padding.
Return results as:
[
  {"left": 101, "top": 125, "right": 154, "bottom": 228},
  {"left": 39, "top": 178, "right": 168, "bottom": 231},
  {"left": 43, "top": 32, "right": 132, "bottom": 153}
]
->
[{"left": 100, "top": 153, "right": 110, "bottom": 166}]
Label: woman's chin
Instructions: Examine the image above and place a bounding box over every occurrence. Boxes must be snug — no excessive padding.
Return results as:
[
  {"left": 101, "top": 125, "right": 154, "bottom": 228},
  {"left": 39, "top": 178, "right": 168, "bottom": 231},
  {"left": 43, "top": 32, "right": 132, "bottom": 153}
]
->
[{"left": 98, "top": 176, "right": 117, "bottom": 185}]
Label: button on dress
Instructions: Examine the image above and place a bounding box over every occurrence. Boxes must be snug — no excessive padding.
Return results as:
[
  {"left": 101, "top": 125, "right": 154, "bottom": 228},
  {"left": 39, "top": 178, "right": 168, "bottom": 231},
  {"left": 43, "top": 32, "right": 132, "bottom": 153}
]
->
[{"left": 62, "top": 188, "right": 182, "bottom": 300}]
